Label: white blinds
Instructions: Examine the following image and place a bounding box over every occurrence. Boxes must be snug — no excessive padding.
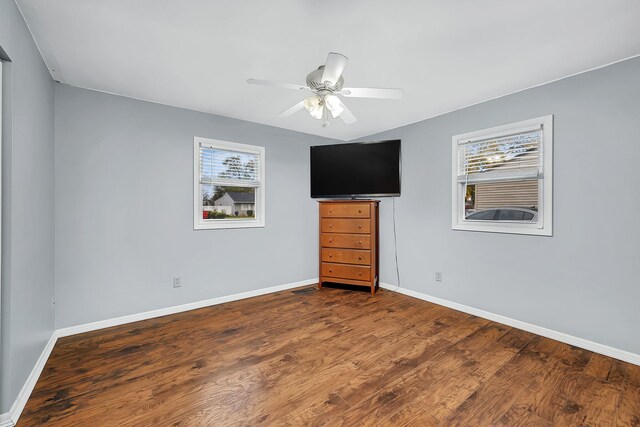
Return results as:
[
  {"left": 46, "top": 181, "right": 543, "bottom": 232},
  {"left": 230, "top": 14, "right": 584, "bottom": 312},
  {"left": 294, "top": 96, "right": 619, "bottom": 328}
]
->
[
  {"left": 199, "top": 143, "right": 260, "bottom": 187},
  {"left": 457, "top": 128, "right": 542, "bottom": 184}
]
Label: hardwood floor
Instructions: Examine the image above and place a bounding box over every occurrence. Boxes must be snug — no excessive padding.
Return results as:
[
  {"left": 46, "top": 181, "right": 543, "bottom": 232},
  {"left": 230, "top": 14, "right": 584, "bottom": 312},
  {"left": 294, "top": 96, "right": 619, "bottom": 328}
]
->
[{"left": 19, "top": 286, "right": 640, "bottom": 426}]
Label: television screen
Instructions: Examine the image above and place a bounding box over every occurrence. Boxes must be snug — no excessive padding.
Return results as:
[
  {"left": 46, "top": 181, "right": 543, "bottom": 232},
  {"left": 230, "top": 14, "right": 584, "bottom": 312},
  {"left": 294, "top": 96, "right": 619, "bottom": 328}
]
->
[{"left": 310, "top": 140, "right": 401, "bottom": 198}]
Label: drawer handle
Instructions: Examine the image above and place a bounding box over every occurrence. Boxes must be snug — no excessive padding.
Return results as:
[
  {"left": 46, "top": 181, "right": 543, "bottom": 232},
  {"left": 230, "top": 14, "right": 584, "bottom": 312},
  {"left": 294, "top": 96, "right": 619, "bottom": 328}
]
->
[
  {"left": 358, "top": 272, "right": 362, "bottom": 276},
  {"left": 358, "top": 241, "right": 362, "bottom": 245},
  {"left": 329, "top": 239, "right": 333, "bottom": 243},
  {"left": 329, "top": 254, "right": 333, "bottom": 258},
  {"left": 329, "top": 224, "right": 333, "bottom": 229},
  {"left": 329, "top": 210, "right": 333, "bottom": 214},
  {"left": 358, "top": 210, "right": 362, "bottom": 213},
  {"left": 358, "top": 225, "right": 362, "bottom": 229},
  {"left": 358, "top": 257, "right": 362, "bottom": 260},
  {"left": 329, "top": 269, "right": 333, "bottom": 273}
]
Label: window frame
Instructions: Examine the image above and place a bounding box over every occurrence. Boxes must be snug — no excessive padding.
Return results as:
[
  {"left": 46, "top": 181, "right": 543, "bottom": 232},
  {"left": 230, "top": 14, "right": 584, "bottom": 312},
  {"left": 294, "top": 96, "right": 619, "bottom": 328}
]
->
[
  {"left": 451, "top": 115, "right": 553, "bottom": 236},
  {"left": 193, "top": 137, "right": 266, "bottom": 230}
]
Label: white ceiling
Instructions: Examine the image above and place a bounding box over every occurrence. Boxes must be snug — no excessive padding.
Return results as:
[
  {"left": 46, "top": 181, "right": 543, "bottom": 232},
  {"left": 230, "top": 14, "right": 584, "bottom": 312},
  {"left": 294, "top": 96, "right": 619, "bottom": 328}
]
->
[{"left": 17, "top": 0, "right": 640, "bottom": 141}]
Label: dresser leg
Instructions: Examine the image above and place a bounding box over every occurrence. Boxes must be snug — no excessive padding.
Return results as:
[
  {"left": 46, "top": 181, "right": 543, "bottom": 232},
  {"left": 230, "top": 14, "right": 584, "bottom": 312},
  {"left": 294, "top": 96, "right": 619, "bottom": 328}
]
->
[{"left": 318, "top": 281, "right": 323, "bottom": 290}]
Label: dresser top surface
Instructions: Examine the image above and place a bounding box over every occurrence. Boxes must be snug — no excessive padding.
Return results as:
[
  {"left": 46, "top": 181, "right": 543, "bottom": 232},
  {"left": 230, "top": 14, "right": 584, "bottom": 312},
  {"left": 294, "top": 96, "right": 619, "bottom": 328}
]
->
[{"left": 317, "top": 199, "right": 380, "bottom": 204}]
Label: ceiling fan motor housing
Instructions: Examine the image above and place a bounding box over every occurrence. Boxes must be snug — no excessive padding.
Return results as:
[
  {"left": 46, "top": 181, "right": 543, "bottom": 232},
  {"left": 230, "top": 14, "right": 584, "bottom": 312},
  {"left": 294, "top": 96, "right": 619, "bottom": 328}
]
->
[{"left": 306, "top": 65, "right": 344, "bottom": 95}]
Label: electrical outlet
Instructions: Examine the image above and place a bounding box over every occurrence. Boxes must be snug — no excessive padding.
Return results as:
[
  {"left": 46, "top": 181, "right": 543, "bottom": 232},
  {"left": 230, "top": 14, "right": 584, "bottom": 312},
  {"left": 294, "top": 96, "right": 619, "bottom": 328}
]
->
[
  {"left": 173, "top": 277, "right": 182, "bottom": 288},
  {"left": 435, "top": 272, "right": 443, "bottom": 282}
]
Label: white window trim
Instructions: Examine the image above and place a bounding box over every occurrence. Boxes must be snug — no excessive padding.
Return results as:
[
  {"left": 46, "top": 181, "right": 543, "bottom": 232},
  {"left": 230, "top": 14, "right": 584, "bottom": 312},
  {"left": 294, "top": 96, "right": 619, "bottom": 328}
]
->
[
  {"left": 451, "top": 115, "right": 553, "bottom": 236},
  {"left": 193, "top": 137, "right": 266, "bottom": 230}
]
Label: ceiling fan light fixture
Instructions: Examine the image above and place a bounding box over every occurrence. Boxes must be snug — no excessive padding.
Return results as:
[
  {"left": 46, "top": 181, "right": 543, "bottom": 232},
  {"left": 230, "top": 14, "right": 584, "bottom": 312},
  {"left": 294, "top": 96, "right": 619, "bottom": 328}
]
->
[
  {"left": 303, "top": 96, "right": 318, "bottom": 111},
  {"left": 303, "top": 96, "right": 324, "bottom": 119},
  {"left": 324, "top": 95, "right": 343, "bottom": 118},
  {"left": 309, "top": 106, "right": 324, "bottom": 120}
]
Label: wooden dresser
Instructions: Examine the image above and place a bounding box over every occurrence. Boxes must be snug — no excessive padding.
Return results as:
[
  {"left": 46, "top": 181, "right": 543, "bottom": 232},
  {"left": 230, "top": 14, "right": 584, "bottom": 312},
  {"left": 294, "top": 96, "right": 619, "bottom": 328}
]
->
[{"left": 318, "top": 200, "right": 379, "bottom": 295}]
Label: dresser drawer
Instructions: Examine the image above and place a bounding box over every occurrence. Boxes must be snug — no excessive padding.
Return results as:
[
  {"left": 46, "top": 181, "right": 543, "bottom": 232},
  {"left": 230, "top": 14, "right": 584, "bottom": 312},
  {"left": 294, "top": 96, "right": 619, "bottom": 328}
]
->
[
  {"left": 321, "top": 263, "right": 371, "bottom": 281},
  {"left": 320, "top": 203, "right": 370, "bottom": 218},
  {"left": 321, "top": 218, "right": 370, "bottom": 234},
  {"left": 321, "top": 248, "right": 370, "bottom": 265},
  {"left": 321, "top": 233, "right": 371, "bottom": 249}
]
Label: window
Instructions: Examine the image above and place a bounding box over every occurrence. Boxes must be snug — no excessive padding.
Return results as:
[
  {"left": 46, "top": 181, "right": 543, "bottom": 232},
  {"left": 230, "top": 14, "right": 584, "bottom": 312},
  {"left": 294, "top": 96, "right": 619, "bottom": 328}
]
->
[
  {"left": 194, "top": 137, "right": 265, "bottom": 229},
  {"left": 452, "top": 116, "right": 553, "bottom": 236}
]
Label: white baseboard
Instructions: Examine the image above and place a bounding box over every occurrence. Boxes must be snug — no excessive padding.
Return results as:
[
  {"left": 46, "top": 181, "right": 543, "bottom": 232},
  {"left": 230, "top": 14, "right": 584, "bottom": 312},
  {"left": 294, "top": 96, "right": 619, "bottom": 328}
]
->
[
  {"left": 5, "top": 278, "right": 318, "bottom": 426},
  {"left": 0, "top": 413, "right": 13, "bottom": 427},
  {"left": 380, "top": 283, "right": 640, "bottom": 366},
  {"left": 4, "top": 332, "right": 59, "bottom": 426},
  {"left": 57, "top": 278, "right": 318, "bottom": 338}
]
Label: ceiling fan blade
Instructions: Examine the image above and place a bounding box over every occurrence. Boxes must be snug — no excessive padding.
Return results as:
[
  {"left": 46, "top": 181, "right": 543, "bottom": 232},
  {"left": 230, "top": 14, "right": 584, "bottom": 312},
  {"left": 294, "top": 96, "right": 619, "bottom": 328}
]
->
[
  {"left": 336, "top": 99, "right": 357, "bottom": 124},
  {"left": 247, "top": 79, "right": 308, "bottom": 91},
  {"left": 278, "top": 100, "right": 305, "bottom": 118},
  {"left": 340, "top": 87, "right": 404, "bottom": 99},
  {"left": 321, "top": 52, "right": 348, "bottom": 85}
]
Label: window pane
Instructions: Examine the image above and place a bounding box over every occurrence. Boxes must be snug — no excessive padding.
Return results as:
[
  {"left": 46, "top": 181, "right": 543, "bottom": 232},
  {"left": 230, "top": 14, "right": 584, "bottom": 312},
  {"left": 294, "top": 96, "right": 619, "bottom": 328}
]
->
[
  {"left": 465, "top": 184, "right": 476, "bottom": 216},
  {"left": 200, "top": 148, "right": 258, "bottom": 183},
  {"left": 460, "top": 130, "right": 540, "bottom": 177},
  {"left": 464, "top": 179, "right": 538, "bottom": 222},
  {"left": 202, "top": 186, "right": 256, "bottom": 220}
]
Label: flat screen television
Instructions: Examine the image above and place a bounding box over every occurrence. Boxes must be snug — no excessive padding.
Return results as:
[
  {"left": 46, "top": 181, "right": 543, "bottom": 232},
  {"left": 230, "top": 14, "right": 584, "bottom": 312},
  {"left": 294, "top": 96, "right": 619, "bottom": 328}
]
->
[{"left": 310, "top": 140, "right": 401, "bottom": 198}]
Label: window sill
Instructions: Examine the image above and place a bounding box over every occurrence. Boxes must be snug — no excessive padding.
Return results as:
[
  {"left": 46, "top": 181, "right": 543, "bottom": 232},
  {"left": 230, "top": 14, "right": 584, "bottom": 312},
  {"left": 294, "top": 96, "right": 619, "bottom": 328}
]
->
[
  {"left": 194, "top": 219, "right": 265, "bottom": 230},
  {"left": 453, "top": 222, "right": 551, "bottom": 236}
]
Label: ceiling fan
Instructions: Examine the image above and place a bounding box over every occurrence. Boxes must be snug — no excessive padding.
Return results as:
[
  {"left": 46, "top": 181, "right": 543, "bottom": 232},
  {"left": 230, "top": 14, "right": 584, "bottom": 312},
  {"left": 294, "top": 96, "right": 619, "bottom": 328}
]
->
[{"left": 247, "top": 52, "right": 403, "bottom": 127}]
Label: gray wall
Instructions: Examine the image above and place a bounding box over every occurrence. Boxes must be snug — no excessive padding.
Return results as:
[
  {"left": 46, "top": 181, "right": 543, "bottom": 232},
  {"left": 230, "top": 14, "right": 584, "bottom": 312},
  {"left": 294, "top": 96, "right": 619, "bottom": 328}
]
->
[
  {"left": 54, "top": 84, "right": 333, "bottom": 329},
  {"left": 363, "top": 57, "right": 640, "bottom": 355},
  {"left": 0, "top": 0, "right": 56, "bottom": 413}
]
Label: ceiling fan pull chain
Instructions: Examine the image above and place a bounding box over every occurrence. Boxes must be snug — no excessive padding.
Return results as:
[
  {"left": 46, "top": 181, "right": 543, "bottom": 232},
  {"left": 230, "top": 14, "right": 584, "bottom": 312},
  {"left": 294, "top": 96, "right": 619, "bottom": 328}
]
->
[{"left": 322, "top": 104, "right": 330, "bottom": 127}]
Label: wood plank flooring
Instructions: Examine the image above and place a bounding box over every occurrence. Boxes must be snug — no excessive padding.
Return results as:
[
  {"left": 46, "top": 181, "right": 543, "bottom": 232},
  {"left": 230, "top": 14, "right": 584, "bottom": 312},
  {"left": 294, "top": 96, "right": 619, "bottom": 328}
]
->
[{"left": 19, "top": 286, "right": 640, "bottom": 426}]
